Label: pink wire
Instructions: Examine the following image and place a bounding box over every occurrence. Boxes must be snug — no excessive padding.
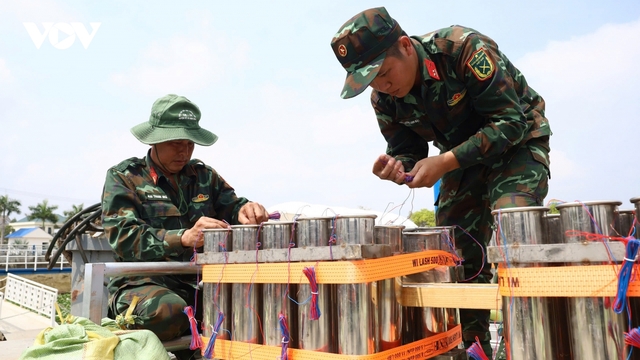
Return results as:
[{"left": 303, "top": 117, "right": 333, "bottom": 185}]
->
[{"left": 183, "top": 305, "right": 203, "bottom": 350}]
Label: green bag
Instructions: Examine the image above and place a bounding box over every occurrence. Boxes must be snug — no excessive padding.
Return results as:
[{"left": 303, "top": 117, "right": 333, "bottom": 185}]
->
[{"left": 19, "top": 316, "right": 170, "bottom": 360}]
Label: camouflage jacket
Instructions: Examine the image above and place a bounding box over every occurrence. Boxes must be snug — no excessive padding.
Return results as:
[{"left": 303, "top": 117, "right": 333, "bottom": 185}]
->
[
  {"left": 101, "top": 152, "right": 249, "bottom": 292},
  {"left": 372, "top": 26, "right": 552, "bottom": 171}
]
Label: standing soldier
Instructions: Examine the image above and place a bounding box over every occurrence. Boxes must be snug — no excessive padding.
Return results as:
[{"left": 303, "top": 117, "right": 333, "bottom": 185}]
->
[{"left": 330, "top": 7, "right": 551, "bottom": 355}]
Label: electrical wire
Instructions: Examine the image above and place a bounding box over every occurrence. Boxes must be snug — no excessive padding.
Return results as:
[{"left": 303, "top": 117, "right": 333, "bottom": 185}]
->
[
  {"left": 47, "top": 207, "right": 102, "bottom": 270},
  {"left": 44, "top": 202, "right": 100, "bottom": 262},
  {"left": 614, "top": 239, "right": 640, "bottom": 314},
  {"left": 203, "top": 312, "right": 224, "bottom": 360}
]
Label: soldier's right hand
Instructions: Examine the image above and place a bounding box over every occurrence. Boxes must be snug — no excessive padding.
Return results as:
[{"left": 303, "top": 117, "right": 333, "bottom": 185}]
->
[
  {"left": 180, "top": 216, "right": 231, "bottom": 248},
  {"left": 372, "top": 154, "right": 407, "bottom": 184}
]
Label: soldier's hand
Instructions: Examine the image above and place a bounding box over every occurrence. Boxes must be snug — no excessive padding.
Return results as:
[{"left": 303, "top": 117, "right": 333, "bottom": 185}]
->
[
  {"left": 372, "top": 154, "right": 407, "bottom": 184},
  {"left": 181, "top": 216, "right": 230, "bottom": 248},
  {"left": 238, "top": 202, "right": 269, "bottom": 224},
  {"left": 407, "top": 152, "right": 460, "bottom": 188}
]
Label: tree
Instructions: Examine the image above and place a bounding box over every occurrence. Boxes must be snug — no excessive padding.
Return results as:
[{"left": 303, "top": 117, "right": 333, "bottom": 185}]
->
[
  {"left": 410, "top": 208, "right": 436, "bottom": 227},
  {"left": 63, "top": 203, "right": 84, "bottom": 220},
  {"left": 1, "top": 225, "right": 14, "bottom": 244},
  {"left": 0, "top": 195, "right": 21, "bottom": 242},
  {"left": 12, "top": 238, "right": 28, "bottom": 250},
  {"left": 27, "top": 199, "right": 59, "bottom": 229}
]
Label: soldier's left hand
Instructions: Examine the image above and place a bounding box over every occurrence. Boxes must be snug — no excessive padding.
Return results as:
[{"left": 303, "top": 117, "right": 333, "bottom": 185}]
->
[
  {"left": 407, "top": 152, "right": 460, "bottom": 188},
  {"left": 239, "top": 202, "right": 269, "bottom": 224}
]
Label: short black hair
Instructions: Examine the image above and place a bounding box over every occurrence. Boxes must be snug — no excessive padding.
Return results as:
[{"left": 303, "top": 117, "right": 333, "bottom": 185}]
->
[{"left": 385, "top": 39, "right": 403, "bottom": 58}]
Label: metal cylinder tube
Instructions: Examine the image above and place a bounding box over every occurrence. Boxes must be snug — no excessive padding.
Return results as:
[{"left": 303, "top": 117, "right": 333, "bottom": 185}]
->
[
  {"left": 261, "top": 222, "right": 296, "bottom": 347},
  {"left": 332, "top": 215, "right": 376, "bottom": 246},
  {"left": 401, "top": 304, "right": 422, "bottom": 344},
  {"left": 616, "top": 209, "right": 636, "bottom": 238},
  {"left": 295, "top": 217, "right": 335, "bottom": 352},
  {"left": 334, "top": 215, "right": 377, "bottom": 355},
  {"left": 556, "top": 201, "right": 626, "bottom": 360},
  {"left": 402, "top": 231, "right": 457, "bottom": 338},
  {"left": 374, "top": 225, "right": 404, "bottom": 253},
  {"left": 542, "top": 213, "right": 563, "bottom": 245},
  {"left": 427, "top": 227, "right": 461, "bottom": 333},
  {"left": 492, "top": 206, "right": 554, "bottom": 360},
  {"left": 402, "top": 229, "right": 449, "bottom": 341},
  {"left": 231, "top": 225, "right": 262, "bottom": 344},
  {"left": 402, "top": 231, "right": 457, "bottom": 284},
  {"left": 541, "top": 213, "right": 572, "bottom": 359},
  {"left": 405, "top": 226, "right": 461, "bottom": 335},
  {"left": 374, "top": 225, "right": 403, "bottom": 350},
  {"left": 202, "top": 229, "right": 233, "bottom": 341},
  {"left": 630, "top": 197, "right": 640, "bottom": 227}
]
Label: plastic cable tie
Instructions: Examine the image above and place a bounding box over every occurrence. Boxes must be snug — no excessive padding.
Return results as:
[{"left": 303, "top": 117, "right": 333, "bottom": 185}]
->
[{"left": 311, "top": 291, "right": 318, "bottom": 295}]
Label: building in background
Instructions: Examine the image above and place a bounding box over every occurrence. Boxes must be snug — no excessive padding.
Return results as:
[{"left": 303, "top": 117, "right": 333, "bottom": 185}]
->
[
  {"left": 9, "top": 215, "right": 65, "bottom": 236},
  {"left": 5, "top": 227, "right": 53, "bottom": 252}
]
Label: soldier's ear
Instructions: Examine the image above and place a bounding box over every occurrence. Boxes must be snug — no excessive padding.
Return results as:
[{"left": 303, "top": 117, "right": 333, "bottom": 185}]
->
[{"left": 399, "top": 36, "right": 413, "bottom": 56}]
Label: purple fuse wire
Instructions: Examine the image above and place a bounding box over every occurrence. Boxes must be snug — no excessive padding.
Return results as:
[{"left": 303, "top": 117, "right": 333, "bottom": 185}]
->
[{"left": 379, "top": 159, "right": 413, "bottom": 183}]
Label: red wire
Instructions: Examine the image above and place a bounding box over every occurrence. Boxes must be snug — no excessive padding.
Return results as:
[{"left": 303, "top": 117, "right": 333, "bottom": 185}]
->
[
  {"left": 278, "top": 313, "right": 291, "bottom": 360},
  {"left": 466, "top": 336, "right": 490, "bottom": 360},
  {"left": 625, "top": 327, "right": 640, "bottom": 348},
  {"left": 302, "top": 266, "right": 321, "bottom": 320},
  {"left": 183, "top": 305, "right": 203, "bottom": 350}
]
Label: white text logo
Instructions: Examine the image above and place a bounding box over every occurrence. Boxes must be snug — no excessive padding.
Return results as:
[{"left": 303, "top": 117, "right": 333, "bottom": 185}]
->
[
  {"left": 178, "top": 110, "right": 197, "bottom": 121},
  {"left": 401, "top": 119, "right": 420, "bottom": 126},
  {"left": 23, "top": 22, "right": 101, "bottom": 49}
]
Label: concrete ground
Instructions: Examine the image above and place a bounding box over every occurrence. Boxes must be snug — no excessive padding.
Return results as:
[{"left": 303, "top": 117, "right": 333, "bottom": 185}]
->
[
  {"left": 0, "top": 300, "right": 53, "bottom": 360},
  {"left": 0, "top": 300, "right": 193, "bottom": 360}
]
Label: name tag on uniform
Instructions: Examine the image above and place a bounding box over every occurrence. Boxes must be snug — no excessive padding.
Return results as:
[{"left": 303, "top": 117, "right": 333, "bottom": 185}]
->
[
  {"left": 145, "top": 193, "right": 170, "bottom": 201},
  {"left": 400, "top": 119, "right": 420, "bottom": 126}
]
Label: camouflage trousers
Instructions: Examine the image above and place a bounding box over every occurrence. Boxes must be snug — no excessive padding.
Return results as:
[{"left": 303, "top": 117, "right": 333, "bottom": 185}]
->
[
  {"left": 436, "top": 138, "right": 550, "bottom": 357},
  {"left": 109, "top": 280, "right": 203, "bottom": 359}
]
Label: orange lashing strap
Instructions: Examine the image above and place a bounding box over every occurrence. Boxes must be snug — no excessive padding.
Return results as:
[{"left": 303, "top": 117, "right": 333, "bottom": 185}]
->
[
  {"left": 202, "top": 324, "right": 461, "bottom": 360},
  {"left": 202, "top": 250, "right": 457, "bottom": 284},
  {"left": 497, "top": 264, "right": 640, "bottom": 297}
]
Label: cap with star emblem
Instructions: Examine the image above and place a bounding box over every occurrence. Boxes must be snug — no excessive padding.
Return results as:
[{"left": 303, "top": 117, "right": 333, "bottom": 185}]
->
[{"left": 330, "top": 7, "right": 404, "bottom": 99}]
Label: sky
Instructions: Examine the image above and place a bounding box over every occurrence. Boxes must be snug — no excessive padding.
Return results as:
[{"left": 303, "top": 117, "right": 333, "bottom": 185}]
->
[{"left": 1, "top": 0, "right": 639, "bottom": 222}]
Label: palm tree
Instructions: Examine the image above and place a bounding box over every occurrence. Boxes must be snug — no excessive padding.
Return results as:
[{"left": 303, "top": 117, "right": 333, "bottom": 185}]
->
[
  {"left": 0, "top": 195, "right": 21, "bottom": 242},
  {"left": 63, "top": 203, "right": 84, "bottom": 220},
  {"left": 27, "top": 199, "right": 59, "bottom": 230}
]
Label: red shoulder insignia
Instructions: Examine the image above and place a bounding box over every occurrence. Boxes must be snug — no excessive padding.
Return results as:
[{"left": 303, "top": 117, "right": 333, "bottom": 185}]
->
[
  {"left": 150, "top": 167, "right": 158, "bottom": 185},
  {"left": 424, "top": 59, "right": 440, "bottom": 80}
]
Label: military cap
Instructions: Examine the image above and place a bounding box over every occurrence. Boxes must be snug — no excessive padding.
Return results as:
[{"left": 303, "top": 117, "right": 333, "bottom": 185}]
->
[
  {"left": 130, "top": 94, "right": 218, "bottom": 146},
  {"left": 330, "top": 7, "right": 404, "bottom": 99}
]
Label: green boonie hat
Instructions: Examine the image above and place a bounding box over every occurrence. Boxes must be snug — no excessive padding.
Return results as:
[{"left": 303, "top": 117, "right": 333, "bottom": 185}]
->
[
  {"left": 330, "top": 7, "right": 403, "bottom": 99},
  {"left": 130, "top": 94, "right": 218, "bottom": 146}
]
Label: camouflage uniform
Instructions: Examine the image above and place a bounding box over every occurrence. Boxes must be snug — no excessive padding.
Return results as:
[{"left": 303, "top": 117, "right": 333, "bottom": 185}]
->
[
  {"left": 101, "top": 152, "right": 248, "bottom": 342},
  {"left": 331, "top": 8, "right": 551, "bottom": 356}
]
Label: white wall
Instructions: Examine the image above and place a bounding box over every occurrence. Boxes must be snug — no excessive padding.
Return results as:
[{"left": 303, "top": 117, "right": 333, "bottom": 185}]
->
[{"left": 10, "top": 220, "right": 61, "bottom": 235}]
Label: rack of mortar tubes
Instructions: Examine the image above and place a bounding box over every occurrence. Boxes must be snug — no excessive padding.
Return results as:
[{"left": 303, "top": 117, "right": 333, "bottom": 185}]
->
[
  {"left": 197, "top": 218, "right": 466, "bottom": 360},
  {"left": 486, "top": 201, "right": 640, "bottom": 360}
]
